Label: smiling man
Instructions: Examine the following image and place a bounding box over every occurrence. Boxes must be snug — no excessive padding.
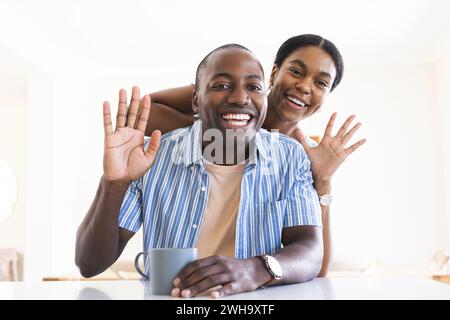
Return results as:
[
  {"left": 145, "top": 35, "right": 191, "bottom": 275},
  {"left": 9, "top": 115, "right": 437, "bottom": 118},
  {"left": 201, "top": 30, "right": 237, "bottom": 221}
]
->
[{"left": 75, "top": 44, "right": 323, "bottom": 298}]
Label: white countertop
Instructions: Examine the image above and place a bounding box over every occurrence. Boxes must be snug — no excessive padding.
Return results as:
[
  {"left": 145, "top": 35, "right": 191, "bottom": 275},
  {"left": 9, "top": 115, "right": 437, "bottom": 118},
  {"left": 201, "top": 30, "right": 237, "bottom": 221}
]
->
[{"left": 1, "top": 277, "right": 449, "bottom": 300}]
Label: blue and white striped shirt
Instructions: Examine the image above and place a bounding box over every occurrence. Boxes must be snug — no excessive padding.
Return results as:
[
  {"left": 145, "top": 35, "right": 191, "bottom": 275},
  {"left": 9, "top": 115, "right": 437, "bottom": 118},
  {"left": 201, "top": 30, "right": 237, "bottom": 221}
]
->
[{"left": 118, "top": 120, "right": 321, "bottom": 261}]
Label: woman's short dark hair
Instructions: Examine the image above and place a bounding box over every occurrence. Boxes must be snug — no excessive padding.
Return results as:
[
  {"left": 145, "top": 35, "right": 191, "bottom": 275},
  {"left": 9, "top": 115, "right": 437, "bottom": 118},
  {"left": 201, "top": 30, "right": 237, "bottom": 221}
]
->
[{"left": 274, "top": 34, "right": 344, "bottom": 91}]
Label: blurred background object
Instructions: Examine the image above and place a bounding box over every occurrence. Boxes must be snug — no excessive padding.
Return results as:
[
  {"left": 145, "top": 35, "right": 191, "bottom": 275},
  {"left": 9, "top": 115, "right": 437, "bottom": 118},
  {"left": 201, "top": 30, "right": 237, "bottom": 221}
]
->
[
  {"left": 0, "top": 248, "right": 19, "bottom": 281},
  {"left": 0, "top": 158, "right": 20, "bottom": 281},
  {"left": 0, "top": 157, "right": 17, "bottom": 227},
  {"left": 429, "top": 250, "right": 450, "bottom": 274}
]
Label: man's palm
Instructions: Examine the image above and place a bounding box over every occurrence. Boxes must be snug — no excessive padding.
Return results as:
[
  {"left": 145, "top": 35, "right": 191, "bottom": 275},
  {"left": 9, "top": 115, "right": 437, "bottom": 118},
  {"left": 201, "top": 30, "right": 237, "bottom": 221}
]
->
[{"left": 102, "top": 87, "right": 161, "bottom": 183}]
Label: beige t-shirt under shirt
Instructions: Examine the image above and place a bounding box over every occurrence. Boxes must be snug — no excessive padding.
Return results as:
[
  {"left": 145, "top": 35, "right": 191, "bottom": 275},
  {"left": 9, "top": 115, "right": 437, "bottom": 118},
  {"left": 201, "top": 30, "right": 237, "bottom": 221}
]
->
[{"left": 196, "top": 161, "right": 246, "bottom": 259}]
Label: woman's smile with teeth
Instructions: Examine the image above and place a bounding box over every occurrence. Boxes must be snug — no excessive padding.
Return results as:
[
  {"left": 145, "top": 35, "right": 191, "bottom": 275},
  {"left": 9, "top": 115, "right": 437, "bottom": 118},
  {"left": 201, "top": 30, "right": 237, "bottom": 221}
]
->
[{"left": 286, "top": 95, "right": 306, "bottom": 107}]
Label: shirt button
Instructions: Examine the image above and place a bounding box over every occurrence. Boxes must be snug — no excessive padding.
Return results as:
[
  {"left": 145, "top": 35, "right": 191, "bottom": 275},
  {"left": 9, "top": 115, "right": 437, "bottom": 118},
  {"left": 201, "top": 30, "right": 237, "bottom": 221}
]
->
[
  {"left": 201, "top": 186, "right": 207, "bottom": 192},
  {"left": 192, "top": 224, "right": 198, "bottom": 229}
]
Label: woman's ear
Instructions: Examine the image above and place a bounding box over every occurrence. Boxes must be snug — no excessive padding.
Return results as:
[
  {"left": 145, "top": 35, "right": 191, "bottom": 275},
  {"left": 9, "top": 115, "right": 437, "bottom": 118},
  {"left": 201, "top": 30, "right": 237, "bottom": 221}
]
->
[{"left": 269, "top": 65, "right": 278, "bottom": 89}]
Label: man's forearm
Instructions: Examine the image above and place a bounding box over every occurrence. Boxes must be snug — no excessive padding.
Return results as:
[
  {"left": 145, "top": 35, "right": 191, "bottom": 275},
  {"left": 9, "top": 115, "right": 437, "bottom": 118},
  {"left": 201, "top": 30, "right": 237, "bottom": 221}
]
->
[
  {"left": 75, "top": 176, "right": 130, "bottom": 277},
  {"left": 248, "top": 226, "right": 323, "bottom": 288},
  {"left": 273, "top": 234, "right": 323, "bottom": 284}
]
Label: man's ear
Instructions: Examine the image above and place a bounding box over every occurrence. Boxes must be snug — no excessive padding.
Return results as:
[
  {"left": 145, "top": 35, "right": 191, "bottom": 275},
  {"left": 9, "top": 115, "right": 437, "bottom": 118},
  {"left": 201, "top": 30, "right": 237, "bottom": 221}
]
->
[
  {"left": 269, "top": 65, "right": 279, "bottom": 89},
  {"left": 192, "top": 88, "right": 199, "bottom": 114}
]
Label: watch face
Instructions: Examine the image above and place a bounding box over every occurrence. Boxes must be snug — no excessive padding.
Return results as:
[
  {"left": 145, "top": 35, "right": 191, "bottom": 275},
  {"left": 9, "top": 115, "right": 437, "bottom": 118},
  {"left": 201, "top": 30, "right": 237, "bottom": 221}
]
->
[
  {"left": 266, "top": 256, "right": 283, "bottom": 278},
  {"left": 319, "top": 194, "right": 333, "bottom": 206}
]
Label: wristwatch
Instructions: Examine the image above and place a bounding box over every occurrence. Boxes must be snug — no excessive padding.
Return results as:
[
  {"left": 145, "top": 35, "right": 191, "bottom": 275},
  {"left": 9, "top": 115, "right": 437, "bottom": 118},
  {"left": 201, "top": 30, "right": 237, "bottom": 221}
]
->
[
  {"left": 319, "top": 193, "right": 333, "bottom": 206},
  {"left": 257, "top": 255, "right": 282, "bottom": 287}
]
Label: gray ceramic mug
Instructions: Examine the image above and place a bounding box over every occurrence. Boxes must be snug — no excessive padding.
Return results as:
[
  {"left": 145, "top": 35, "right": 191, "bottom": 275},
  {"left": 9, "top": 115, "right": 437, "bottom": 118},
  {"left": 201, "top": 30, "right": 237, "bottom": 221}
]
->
[{"left": 134, "top": 248, "right": 198, "bottom": 295}]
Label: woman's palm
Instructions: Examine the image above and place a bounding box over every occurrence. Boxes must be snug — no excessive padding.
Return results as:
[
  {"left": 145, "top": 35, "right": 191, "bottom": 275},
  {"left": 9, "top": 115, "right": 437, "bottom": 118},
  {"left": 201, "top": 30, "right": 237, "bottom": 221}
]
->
[{"left": 294, "top": 113, "right": 366, "bottom": 181}]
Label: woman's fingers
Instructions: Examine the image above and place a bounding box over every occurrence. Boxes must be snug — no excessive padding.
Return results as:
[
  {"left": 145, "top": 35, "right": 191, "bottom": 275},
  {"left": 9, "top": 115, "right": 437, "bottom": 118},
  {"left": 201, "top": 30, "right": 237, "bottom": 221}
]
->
[
  {"left": 342, "top": 122, "right": 362, "bottom": 145},
  {"left": 323, "top": 112, "right": 337, "bottom": 137},
  {"left": 126, "top": 86, "right": 141, "bottom": 128},
  {"left": 344, "top": 138, "right": 367, "bottom": 155},
  {"left": 116, "top": 89, "right": 127, "bottom": 130},
  {"left": 335, "top": 114, "right": 355, "bottom": 138},
  {"left": 103, "top": 101, "right": 113, "bottom": 135},
  {"left": 293, "top": 127, "right": 311, "bottom": 152}
]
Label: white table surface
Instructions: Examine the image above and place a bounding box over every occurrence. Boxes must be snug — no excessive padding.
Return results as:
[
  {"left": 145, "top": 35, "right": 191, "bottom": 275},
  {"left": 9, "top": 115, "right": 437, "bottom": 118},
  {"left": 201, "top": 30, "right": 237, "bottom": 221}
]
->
[{"left": 1, "top": 277, "right": 449, "bottom": 300}]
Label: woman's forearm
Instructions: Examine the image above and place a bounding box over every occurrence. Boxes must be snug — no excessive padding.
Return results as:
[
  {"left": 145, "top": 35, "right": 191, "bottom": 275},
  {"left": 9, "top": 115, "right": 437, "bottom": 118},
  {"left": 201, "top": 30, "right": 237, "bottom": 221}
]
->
[
  {"left": 145, "top": 102, "right": 195, "bottom": 136},
  {"left": 150, "top": 85, "right": 195, "bottom": 114},
  {"left": 314, "top": 179, "right": 332, "bottom": 277},
  {"left": 318, "top": 206, "right": 332, "bottom": 277},
  {"left": 143, "top": 85, "right": 196, "bottom": 136}
]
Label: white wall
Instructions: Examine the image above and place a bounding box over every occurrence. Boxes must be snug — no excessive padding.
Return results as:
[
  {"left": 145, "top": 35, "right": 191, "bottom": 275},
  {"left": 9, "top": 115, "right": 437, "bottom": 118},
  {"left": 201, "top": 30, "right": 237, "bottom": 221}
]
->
[
  {"left": 434, "top": 54, "right": 450, "bottom": 252},
  {"left": 0, "top": 44, "right": 55, "bottom": 281},
  {"left": 0, "top": 46, "right": 28, "bottom": 256},
  {"left": 0, "top": 108, "right": 27, "bottom": 252}
]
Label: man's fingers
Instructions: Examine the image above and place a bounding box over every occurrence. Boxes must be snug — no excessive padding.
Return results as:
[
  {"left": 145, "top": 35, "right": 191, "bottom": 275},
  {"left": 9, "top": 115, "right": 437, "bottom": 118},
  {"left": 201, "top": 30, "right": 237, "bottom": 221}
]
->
[
  {"left": 174, "top": 256, "right": 221, "bottom": 286},
  {"left": 323, "top": 112, "right": 337, "bottom": 137},
  {"left": 211, "top": 282, "right": 236, "bottom": 298},
  {"left": 293, "top": 128, "right": 311, "bottom": 152},
  {"left": 178, "top": 263, "right": 226, "bottom": 291},
  {"left": 126, "top": 86, "right": 140, "bottom": 128},
  {"left": 116, "top": 89, "right": 127, "bottom": 130},
  {"left": 342, "top": 122, "right": 362, "bottom": 145},
  {"left": 134, "top": 97, "right": 145, "bottom": 129},
  {"left": 345, "top": 138, "right": 367, "bottom": 155},
  {"left": 136, "top": 95, "right": 151, "bottom": 132},
  {"left": 335, "top": 114, "right": 355, "bottom": 138},
  {"left": 144, "top": 130, "right": 161, "bottom": 165},
  {"left": 179, "top": 273, "right": 232, "bottom": 298},
  {"left": 103, "top": 101, "right": 113, "bottom": 135}
]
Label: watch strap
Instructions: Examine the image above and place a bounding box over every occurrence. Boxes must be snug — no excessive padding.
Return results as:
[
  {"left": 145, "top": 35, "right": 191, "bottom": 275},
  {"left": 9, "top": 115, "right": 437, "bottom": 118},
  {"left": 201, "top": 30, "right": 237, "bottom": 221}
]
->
[{"left": 257, "top": 255, "right": 282, "bottom": 287}]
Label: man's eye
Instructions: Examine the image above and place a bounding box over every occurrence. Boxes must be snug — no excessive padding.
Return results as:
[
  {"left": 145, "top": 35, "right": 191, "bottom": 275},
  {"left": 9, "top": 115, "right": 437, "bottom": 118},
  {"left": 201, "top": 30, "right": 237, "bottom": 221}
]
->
[
  {"left": 248, "top": 85, "right": 263, "bottom": 92},
  {"left": 213, "top": 83, "right": 231, "bottom": 90},
  {"left": 290, "top": 68, "right": 303, "bottom": 76}
]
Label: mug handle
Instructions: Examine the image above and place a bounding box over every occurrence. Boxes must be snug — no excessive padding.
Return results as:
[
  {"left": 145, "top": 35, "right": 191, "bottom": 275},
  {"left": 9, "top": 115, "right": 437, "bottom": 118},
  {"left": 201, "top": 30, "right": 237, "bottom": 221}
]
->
[{"left": 134, "top": 252, "right": 149, "bottom": 280}]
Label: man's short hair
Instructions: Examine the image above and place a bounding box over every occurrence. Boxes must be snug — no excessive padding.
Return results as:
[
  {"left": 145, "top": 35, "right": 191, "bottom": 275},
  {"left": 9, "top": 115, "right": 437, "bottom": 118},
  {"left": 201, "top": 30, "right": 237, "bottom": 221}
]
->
[{"left": 194, "top": 44, "right": 263, "bottom": 90}]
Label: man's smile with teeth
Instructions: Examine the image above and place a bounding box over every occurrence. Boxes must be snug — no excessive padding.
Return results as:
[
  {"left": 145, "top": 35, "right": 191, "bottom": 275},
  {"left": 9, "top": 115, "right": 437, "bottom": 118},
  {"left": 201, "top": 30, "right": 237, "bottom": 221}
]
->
[
  {"left": 221, "top": 113, "right": 253, "bottom": 127},
  {"left": 222, "top": 113, "right": 251, "bottom": 120},
  {"left": 286, "top": 95, "right": 306, "bottom": 107}
]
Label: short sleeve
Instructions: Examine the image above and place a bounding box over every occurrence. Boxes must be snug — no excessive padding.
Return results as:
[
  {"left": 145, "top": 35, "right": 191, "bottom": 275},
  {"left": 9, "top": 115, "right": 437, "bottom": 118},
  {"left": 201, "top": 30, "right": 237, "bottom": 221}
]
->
[
  {"left": 283, "top": 152, "right": 322, "bottom": 228},
  {"left": 118, "top": 179, "right": 143, "bottom": 232}
]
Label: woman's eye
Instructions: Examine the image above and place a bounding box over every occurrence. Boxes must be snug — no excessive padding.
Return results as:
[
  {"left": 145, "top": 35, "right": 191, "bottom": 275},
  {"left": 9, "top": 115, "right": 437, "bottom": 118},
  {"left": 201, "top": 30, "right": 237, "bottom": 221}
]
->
[{"left": 316, "top": 80, "right": 329, "bottom": 88}]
